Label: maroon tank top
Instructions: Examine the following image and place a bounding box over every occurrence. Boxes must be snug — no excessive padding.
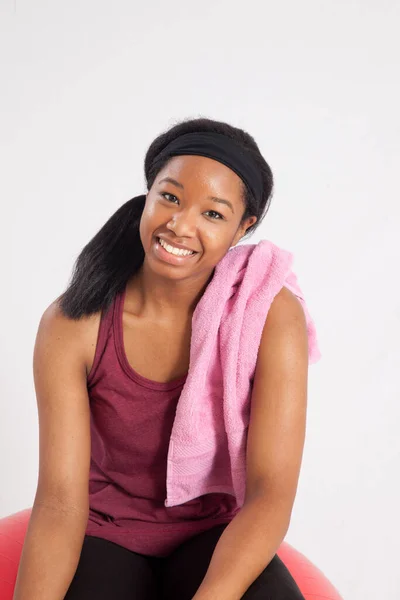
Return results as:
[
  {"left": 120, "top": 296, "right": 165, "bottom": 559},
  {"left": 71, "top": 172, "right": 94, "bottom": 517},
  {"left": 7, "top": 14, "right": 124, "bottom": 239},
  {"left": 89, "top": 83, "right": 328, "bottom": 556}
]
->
[{"left": 84, "top": 283, "right": 238, "bottom": 557}]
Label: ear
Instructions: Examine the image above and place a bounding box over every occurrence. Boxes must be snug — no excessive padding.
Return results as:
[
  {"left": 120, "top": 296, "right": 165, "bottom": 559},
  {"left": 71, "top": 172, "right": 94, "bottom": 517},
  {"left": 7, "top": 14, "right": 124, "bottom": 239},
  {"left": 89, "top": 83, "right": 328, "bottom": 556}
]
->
[{"left": 231, "top": 216, "right": 258, "bottom": 247}]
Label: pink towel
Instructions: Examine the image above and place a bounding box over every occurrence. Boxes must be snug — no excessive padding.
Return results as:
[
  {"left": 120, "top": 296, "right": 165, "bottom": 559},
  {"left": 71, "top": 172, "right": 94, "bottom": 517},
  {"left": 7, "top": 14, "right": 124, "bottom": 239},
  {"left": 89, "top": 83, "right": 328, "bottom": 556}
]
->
[{"left": 164, "top": 239, "right": 321, "bottom": 508}]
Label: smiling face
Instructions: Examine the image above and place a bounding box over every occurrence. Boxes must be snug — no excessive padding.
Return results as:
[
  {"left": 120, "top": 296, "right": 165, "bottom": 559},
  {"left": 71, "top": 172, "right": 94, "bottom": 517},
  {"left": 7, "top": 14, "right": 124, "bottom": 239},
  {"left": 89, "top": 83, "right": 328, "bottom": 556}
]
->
[{"left": 139, "top": 155, "right": 257, "bottom": 279}]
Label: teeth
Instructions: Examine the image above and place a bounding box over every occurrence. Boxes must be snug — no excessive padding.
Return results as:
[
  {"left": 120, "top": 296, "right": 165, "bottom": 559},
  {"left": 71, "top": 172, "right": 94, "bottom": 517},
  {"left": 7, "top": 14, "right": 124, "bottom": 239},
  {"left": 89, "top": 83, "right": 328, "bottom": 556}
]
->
[{"left": 159, "top": 238, "right": 194, "bottom": 257}]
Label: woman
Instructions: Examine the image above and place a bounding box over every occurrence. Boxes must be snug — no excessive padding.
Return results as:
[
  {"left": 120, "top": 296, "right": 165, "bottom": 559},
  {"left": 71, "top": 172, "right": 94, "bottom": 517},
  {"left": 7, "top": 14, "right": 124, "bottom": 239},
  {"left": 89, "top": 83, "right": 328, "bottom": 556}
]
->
[{"left": 13, "top": 117, "right": 312, "bottom": 600}]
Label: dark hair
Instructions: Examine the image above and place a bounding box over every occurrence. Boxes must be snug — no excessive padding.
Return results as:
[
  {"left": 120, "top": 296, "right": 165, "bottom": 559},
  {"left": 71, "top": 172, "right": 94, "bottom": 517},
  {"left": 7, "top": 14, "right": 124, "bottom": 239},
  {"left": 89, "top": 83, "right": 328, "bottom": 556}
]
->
[{"left": 57, "top": 117, "right": 274, "bottom": 320}]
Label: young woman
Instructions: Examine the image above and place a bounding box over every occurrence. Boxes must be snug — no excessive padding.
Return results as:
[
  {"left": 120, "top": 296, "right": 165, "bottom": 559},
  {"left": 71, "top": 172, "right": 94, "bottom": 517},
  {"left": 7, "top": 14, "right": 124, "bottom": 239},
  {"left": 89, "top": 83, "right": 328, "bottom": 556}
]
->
[{"left": 13, "top": 117, "right": 312, "bottom": 600}]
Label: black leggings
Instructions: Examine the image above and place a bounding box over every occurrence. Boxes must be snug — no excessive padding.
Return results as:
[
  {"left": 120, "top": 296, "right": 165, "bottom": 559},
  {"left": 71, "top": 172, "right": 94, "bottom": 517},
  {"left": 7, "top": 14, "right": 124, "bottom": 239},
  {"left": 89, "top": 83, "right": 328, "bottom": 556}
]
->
[{"left": 64, "top": 523, "right": 305, "bottom": 599}]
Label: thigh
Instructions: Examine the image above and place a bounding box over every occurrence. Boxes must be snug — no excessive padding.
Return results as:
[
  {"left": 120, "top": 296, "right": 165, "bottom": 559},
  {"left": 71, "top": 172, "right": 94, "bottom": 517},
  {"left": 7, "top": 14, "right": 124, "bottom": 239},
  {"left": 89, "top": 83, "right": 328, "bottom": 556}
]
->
[
  {"left": 64, "top": 535, "right": 161, "bottom": 600},
  {"left": 242, "top": 554, "right": 305, "bottom": 600},
  {"left": 160, "top": 523, "right": 230, "bottom": 600},
  {"left": 160, "top": 523, "right": 305, "bottom": 600}
]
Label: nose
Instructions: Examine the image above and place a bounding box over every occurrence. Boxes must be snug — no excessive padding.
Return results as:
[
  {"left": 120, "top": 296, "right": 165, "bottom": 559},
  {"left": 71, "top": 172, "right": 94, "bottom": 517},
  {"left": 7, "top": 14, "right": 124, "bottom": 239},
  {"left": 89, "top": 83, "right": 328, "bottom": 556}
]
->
[{"left": 166, "top": 207, "right": 197, "bottom": 237}]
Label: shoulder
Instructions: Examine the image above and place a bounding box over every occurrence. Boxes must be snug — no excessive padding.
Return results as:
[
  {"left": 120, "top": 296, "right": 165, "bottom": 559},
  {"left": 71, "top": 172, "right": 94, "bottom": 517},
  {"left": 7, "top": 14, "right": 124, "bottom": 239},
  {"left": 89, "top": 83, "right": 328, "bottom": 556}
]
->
[
  {"left": 265, "top": 285, "right": 306, "bottom": 331},
  {"left": 40, "top": 298, "right": 102, "bottom": 377},
  {"left": 256, "top": 286, "right": 308, "bottom": 370}
]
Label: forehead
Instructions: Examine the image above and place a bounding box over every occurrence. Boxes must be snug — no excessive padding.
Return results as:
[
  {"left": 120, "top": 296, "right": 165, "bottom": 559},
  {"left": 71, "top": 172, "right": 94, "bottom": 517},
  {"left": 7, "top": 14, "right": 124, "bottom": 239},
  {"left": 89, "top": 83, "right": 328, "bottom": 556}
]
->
[{"left": 157, "top": 155, "right": 244, "bottom": 196}]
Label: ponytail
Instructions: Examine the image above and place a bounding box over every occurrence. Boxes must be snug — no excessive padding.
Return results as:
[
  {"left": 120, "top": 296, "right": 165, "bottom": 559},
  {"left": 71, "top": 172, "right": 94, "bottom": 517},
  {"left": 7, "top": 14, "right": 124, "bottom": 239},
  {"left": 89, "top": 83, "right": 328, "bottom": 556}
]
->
[{"left": 58, "top": 195, "right": 146, "bottom": 319}]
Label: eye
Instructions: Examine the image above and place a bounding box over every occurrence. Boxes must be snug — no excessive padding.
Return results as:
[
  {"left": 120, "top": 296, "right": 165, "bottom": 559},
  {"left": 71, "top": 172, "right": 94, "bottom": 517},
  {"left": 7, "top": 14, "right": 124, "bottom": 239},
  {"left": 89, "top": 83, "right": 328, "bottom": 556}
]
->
[
  {"left": 161, "top": 192, "right": 179, "bottom": 204},
  {"left": 206, "top": 210, "right": 224, "bottom": 220},
  {"left": 160, "top": 192, "right": 225, "bottom": 221}
]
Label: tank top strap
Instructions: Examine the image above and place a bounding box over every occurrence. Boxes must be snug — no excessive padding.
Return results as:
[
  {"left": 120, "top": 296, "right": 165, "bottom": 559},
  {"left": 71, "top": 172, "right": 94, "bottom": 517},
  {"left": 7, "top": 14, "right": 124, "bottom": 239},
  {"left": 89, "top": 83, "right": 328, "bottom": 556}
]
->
[{"left": 86, "top": 291, "right": 120, "bottom": 387}]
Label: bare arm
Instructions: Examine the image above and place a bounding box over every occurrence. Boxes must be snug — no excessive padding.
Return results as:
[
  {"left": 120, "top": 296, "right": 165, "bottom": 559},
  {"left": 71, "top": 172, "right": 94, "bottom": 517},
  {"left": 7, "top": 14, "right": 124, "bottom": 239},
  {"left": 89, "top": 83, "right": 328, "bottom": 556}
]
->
[
  {"left": 13, "top": 301, "right": 93, "bottom": 600},
  {"left": 192, "top": 287, "right": 309, "bottom": 600}
]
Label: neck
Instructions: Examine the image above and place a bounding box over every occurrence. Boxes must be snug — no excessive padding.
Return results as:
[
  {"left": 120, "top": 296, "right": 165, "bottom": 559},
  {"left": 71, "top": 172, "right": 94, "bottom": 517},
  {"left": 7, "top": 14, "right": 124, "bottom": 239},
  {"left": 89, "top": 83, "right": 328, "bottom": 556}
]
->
[{"left": 127, "top": 262, "right": 215, "bottom": 323}]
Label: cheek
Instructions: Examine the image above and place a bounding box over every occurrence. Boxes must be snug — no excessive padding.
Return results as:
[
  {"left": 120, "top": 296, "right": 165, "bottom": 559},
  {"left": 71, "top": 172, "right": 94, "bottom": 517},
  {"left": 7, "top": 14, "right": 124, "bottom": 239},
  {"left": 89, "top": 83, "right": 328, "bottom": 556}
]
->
[
  {"left": 140, "top": 201, "right": 159, "bottom": 234},
  {"left": 142, "top": 199, "right": 157, "bottom": 220},
  {"left": 139, "top": 206, "right": 154, "bottom": 244},
  {"left": 200, "top": 227, "right": 229, "bottom": 245}
]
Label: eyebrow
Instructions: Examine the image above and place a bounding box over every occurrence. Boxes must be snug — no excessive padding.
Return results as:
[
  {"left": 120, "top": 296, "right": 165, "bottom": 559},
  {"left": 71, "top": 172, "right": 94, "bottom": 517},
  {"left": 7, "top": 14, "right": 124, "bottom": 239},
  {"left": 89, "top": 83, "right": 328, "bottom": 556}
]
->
[{"left": 158, "top": 177, "right": 234, "bottom": 214}]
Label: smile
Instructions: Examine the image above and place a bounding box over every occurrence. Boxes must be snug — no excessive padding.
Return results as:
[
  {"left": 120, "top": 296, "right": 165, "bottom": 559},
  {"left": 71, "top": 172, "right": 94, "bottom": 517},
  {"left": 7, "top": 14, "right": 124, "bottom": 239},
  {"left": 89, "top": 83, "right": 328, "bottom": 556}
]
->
[
  {"left": 158, "top": 237, "right": 195, "bottom": 256},
  {"left": 153, "top": 237, "right": 199, "bottom": 265}
]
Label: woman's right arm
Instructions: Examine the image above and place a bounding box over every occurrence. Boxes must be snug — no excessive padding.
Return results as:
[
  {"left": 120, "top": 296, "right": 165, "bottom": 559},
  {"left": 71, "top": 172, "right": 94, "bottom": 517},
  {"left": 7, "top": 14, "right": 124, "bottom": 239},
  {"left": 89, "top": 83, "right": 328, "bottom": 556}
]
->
[{"left": 13, "top": 301, "right": 93, "bottom": 600}]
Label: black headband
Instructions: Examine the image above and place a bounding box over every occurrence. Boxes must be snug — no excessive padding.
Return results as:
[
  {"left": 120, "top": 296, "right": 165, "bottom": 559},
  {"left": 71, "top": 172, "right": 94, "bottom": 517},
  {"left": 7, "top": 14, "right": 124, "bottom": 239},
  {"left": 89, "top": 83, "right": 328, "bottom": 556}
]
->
[{"left": 152, "top": 131, "right": 263, "bottom": 202}]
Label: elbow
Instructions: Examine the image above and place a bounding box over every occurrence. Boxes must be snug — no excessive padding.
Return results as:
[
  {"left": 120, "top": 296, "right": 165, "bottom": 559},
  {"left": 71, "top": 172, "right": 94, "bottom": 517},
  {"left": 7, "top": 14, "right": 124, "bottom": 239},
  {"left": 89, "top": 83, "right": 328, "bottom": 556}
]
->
[
  {"left": 244, "top": 487, "right": 294, "bottom": 533},
  {"left": 33, "top": 489, "right": 89, "bottom": 523}
]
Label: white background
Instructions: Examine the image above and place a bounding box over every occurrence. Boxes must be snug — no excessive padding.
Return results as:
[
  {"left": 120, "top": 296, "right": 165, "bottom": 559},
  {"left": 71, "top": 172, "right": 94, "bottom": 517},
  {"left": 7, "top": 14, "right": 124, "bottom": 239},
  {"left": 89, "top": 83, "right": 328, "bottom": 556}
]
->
[{"left": 1, "top": 1, "right": 399, "bottom": 599}]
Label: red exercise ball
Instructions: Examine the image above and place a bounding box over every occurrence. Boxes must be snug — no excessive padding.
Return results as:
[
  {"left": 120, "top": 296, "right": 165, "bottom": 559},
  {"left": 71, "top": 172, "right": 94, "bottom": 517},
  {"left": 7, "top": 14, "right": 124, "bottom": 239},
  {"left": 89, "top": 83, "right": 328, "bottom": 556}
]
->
[{"left": 0, "top": 508, "right": 343, "bottom": 600}]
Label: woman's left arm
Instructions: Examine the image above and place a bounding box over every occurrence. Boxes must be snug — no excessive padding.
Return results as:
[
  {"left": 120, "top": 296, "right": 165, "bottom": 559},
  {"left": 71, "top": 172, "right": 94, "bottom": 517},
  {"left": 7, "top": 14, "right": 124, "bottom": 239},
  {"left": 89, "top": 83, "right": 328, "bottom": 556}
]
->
[{"left": 192, "top": 286, "right": 309, "bottom": 600}]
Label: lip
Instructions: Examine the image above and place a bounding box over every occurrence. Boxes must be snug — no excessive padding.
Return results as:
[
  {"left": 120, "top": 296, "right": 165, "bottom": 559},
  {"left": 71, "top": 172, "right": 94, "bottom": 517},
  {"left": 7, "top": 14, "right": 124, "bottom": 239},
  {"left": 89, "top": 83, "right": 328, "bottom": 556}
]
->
[
  {"left": 153, "top": 236, "right": 199, "bottom": 265},
  {"left": 157, "top": 236, "right": 198, "bottom": 253}
]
